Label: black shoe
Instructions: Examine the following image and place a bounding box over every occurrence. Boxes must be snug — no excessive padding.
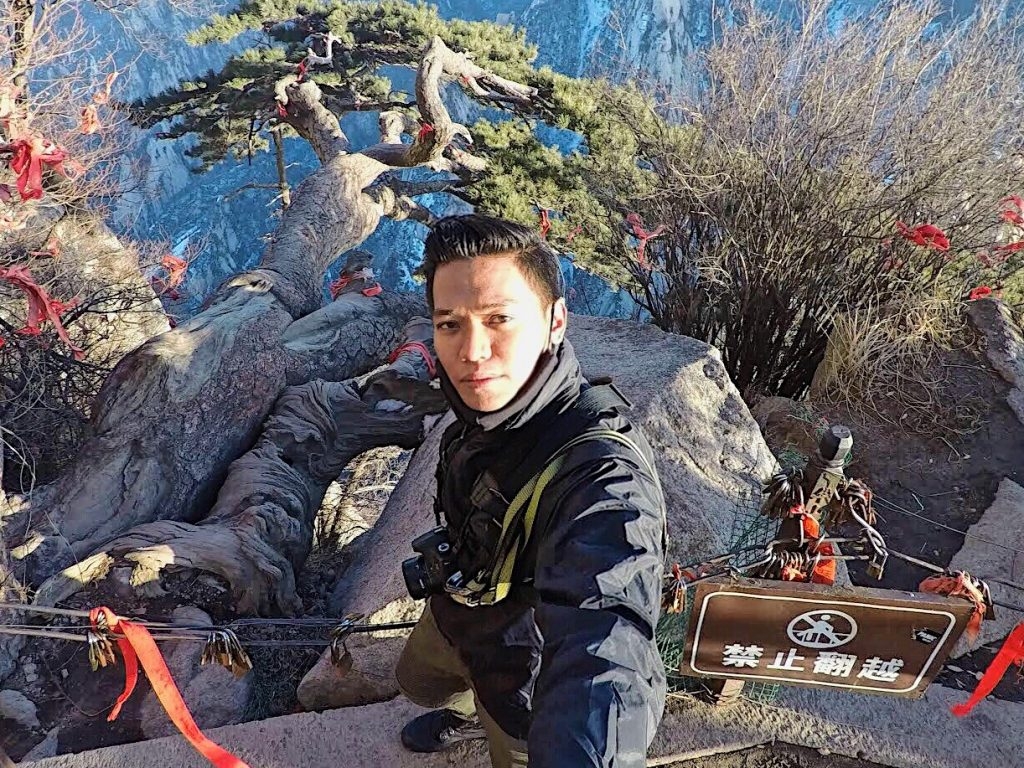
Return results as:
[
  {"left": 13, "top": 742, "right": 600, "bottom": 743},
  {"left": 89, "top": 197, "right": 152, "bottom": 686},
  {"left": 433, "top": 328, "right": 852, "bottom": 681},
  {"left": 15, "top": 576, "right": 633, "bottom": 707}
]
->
[{"left": 400, "top": 708, "right": 487, "bottom": 752}]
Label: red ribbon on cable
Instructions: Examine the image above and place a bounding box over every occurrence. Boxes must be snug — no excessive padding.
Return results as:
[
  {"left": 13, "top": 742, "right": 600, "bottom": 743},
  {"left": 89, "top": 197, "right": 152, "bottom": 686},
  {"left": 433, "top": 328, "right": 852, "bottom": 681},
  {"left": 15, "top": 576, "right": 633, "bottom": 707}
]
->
[
  {"left": 951, "top": 621, "right": 1024, "bottom": 717},
  {"left": 89, "top": 607, "right": 250, "bottom": 768},
  {"left": 625, "top": 212, "right": 666, "bottom": 269}
]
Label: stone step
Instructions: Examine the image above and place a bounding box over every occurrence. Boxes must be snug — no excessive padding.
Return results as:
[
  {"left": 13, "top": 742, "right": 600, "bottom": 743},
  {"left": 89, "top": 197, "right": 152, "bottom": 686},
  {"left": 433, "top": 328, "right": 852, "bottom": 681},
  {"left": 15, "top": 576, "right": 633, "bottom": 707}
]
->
[{"left": 24, "top": 676, "right": 1024, "bottom": 768}]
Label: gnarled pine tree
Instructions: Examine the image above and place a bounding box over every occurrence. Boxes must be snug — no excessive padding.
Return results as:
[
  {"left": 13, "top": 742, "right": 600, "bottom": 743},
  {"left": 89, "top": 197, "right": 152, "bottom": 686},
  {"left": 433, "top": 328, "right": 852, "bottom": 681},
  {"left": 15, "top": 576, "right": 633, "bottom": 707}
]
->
[{"left": 2, "top": 1, "right": 659, "bottom": 635}]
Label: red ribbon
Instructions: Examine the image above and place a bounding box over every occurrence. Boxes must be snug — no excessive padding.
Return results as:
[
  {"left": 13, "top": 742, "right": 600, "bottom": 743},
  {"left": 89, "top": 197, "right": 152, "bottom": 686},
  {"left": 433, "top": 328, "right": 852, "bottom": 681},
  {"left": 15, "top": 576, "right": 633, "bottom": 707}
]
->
[
  {"left": 161, "top": 254, "right": 188, "bottom": 289},
  {"left": 388, "top": 340, "right": 436, "bottom": 378},
  {"left": 80, "top": 105, "right": 101, "bottom": 135},
  {"left": 895, "top": 221, "right": 950, "bottom": 253},
  {"left": 4, "top": 136, "right": 69, "bottom": 200},
  {"left": 93, "top": 71, "right": 119, "bottom": 105},
  {"left": 625, "top": 212, "right": 666, "bottom": 268},
  {"left": 329, "top": 268, "right": 376, "bottom": 299},
  {"left": 0, "top": 265, "right": 83, "bottom": 359},
  {"left": 920, "top": 571, "right": 988, "bottom": 645},
  {"left": 89, "top": 607, "right": 250, "bottom": 768},
  {"left": 417, "top": 122, "right": 435, "bottom": 142},
  {"left": 968, "top": 286, "right": 993, "bottom": 301},
  {"left": 779, "top": 515, "right": 836, "bottom": 585},
  {"left": 1001, "top": 195, "right": 1024, "bottom": 227},
  {"left": 951, "top": 621, "right": 1024, "bottom": 717},
  {"left": 539, "top": 209, "right": 551, "bottom": 239}
]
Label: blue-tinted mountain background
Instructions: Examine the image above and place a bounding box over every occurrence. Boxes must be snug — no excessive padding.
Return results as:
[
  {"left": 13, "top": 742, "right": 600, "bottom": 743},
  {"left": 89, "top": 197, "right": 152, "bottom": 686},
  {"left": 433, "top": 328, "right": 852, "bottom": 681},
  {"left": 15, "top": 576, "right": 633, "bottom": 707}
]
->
[{"left": 73, "top": 0, "right": 720, "bottom": 320}]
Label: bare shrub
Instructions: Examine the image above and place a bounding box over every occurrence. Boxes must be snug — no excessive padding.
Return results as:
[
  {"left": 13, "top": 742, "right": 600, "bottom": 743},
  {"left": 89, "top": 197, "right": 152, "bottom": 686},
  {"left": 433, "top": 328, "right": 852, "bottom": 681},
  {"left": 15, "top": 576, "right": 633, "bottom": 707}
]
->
[
  {"left": 610, "top": 0, "right": 1024, "bottom": 399},
  {"left": 0, "top": 0, "right": 179, "bottom": 490},
  {"left": 313, "top": 446, "right": 411, "bottom": 554}
]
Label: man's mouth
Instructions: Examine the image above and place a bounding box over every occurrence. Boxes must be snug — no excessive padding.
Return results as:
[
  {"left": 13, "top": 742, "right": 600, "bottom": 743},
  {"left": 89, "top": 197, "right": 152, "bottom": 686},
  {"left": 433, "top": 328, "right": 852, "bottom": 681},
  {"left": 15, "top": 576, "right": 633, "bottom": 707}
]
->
[{"left": 462, "top": 374, "right": 500, "bottom": 384}]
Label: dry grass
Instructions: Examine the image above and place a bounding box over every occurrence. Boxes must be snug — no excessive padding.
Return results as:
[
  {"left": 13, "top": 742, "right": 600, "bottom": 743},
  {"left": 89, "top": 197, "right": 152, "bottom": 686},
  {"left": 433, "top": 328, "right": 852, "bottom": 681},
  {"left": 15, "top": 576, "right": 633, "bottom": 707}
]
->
[
  {"left": 810, "top": 297, "right": 981, "bottom": 436},
  {"left": 312, "top": 446, "right": 411, "bottom": 554}
]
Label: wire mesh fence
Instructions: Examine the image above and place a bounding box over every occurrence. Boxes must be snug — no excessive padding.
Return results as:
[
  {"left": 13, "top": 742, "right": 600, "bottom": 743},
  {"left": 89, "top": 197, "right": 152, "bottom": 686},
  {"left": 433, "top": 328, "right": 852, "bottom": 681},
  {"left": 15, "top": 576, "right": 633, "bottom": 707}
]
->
[{"left": 655, "top": 484, "right": 782, "bottom": 701}]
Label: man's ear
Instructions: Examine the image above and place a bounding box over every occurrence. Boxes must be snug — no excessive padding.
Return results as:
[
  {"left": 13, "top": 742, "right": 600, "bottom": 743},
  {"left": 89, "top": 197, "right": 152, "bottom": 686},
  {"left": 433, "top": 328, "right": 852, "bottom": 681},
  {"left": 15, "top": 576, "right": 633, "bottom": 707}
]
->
[{"left": 550, "top": 297, "right": 568, "bottom": 345}]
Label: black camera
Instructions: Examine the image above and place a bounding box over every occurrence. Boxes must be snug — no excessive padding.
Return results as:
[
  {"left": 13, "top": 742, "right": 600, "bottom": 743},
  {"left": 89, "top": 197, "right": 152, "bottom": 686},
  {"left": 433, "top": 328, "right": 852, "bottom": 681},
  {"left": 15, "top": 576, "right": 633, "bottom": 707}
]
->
[{"left": 402, "top": 526, "right": 458, "bottom": 600}]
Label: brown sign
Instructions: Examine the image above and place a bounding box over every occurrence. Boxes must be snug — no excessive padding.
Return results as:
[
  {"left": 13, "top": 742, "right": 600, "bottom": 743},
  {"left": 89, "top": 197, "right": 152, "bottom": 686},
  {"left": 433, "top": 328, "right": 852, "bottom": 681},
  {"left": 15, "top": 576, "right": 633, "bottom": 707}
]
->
[{"left": 681, "top": 579, "right": 972, "bottom": 698}]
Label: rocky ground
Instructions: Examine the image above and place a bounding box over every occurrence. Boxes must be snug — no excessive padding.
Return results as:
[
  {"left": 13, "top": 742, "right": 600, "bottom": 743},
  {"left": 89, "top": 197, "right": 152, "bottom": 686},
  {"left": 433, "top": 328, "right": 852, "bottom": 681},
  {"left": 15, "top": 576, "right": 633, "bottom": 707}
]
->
[
  {"left": 3, "top": 302, "right": 1023, "bottom": 766},
  {"left": 666, "top": 744, "right": 887, "bottom": 768}
]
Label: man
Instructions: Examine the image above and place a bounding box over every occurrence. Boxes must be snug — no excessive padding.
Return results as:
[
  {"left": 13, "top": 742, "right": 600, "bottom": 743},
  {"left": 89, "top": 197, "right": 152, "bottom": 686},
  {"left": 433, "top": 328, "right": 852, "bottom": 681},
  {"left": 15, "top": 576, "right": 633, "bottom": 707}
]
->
[{"left": 396, "top": 214, "right": 667, "bottom": 768}]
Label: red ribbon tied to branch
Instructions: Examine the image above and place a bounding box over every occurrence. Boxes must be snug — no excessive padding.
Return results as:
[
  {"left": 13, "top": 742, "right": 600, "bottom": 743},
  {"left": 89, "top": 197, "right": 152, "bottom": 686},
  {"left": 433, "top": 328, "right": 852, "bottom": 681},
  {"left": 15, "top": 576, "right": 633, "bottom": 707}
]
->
[
  {"left": 0, "top": 265, "right": 83, "bottom": 359},
  {"left": 417, "top": 122, "right": 435, "bottom": 142},
  {"left": 80, "top": 105, "right": 101, "bottom": 135},
  {"left": 161, "top": 255, "right": 188, "bottom": 289},
  {"left": 625, "top": 212, "right": 666, "bottom": 268},
  {"left": 895, "top": 221, "right": 950, "bottom": 253},
  {"left": 151, "top": 255, "right": 188, "bottom": 300},
  {"left": 538, "top": 208, "right": 552, "bottom": 239},
  {"left": 1000, "top": 196, "right": 1024, "bottom": 227},
  {"left": 88, "top": 607, "right": 250, "bottom": 768},
  {"left": 329, "top": 267, "right": 377, "bottom": 299},
  {"left": 4, "top": 135, "right": 70, "bottom": 200},
  {"left": 93, "top": 71, "right": 119, "bottom": 105},
  {"left": 388, "top": 340, "right": 436, "bottom": 378}
]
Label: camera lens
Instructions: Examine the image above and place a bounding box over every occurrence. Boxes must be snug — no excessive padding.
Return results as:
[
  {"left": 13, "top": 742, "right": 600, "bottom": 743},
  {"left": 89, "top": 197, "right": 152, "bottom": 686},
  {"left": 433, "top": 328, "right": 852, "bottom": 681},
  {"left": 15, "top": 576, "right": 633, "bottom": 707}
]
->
[{"left": 437, "top": 542, "right": 450, "bottom": 554}]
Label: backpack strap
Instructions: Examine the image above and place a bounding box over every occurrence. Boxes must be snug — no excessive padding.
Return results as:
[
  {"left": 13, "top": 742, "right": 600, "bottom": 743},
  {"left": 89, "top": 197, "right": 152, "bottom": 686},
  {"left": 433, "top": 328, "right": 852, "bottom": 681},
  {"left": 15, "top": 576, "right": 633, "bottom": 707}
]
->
[
  {"left": 574, "top": 378, "right": 632, "bottom": 413},
  {"left": 447, "top": 383, "right": 656, "bottom": 607}
]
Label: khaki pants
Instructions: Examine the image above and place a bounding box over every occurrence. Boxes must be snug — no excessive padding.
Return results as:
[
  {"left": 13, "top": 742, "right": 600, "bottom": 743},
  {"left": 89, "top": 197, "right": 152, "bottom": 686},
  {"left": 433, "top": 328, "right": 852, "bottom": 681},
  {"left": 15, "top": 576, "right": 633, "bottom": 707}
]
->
[{"left": 396, "top": 601, "right": 529, "bottom": 768}]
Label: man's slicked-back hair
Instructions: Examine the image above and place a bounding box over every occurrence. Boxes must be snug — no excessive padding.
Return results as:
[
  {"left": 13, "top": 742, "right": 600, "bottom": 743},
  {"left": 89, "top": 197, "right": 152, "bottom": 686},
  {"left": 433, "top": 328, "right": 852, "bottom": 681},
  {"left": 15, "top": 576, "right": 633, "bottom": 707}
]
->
[{"left": 422, "top": 214, "right": 563, "bottom": 309}]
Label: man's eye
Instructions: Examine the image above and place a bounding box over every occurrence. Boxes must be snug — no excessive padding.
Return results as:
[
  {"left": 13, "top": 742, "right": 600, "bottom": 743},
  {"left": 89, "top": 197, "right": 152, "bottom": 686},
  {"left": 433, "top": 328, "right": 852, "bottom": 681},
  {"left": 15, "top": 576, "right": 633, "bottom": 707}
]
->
[
  {"left": 490, "top": 315, "right": 511, "bottom": 325},
  {"left": 435, "top": 321, "right": 458, "bottom": 331}
]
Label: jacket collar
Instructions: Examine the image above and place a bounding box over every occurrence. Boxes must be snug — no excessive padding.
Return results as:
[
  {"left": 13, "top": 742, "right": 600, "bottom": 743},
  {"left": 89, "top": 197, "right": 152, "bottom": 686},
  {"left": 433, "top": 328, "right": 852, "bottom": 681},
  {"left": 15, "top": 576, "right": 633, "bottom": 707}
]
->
[{"left": 439, "top": 339, "right": 583, "bottom": 433}]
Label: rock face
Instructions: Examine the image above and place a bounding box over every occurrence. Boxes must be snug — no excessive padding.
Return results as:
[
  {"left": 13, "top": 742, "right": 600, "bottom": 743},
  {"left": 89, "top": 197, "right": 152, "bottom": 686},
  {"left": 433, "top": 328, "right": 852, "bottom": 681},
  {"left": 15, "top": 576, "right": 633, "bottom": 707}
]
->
[
  {"left": 302, "top": 315, "right": 776, "bottom": 710},
  {"left": 138, "top": 607, "right": 252, "bottom": 739},
  {"left": 966, "top": 298, "right": 1024, "bottom": 426},
  {"left": 568, "top": 315, "right": 777, "bottom": 564},
  {"left": 523, "top": 0, "right": 721, "bottom": 89},
  {"left": 296, "top": 633, "right": 411, "bottom": 711},
  {"left": 0, "top": 688, "right": 39, "bottom": 729},
  {"left": 948, "top": 478, "right": 1024, "bottom": 657}
]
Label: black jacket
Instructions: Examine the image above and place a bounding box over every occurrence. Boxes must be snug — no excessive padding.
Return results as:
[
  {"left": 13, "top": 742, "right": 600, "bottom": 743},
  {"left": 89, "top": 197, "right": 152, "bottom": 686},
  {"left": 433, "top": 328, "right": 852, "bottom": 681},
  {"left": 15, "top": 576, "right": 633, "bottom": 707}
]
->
[{"left": 431, "top": 340, "right": 667, "bottom": 767}]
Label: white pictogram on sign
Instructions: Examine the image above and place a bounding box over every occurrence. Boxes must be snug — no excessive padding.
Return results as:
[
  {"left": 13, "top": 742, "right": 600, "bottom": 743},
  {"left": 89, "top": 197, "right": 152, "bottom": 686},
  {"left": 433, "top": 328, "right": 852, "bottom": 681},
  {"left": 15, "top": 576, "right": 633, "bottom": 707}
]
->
[{"left": 786, "top": 610, "right": 858, "bottom": 649}]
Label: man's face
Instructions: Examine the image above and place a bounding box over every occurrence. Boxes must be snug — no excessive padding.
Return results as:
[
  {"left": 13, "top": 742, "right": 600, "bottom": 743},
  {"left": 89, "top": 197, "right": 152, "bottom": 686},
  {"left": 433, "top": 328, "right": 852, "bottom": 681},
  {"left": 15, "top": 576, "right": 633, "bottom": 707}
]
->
[{"left": 431, "top": 253, "right": 567, "bottom": 412}]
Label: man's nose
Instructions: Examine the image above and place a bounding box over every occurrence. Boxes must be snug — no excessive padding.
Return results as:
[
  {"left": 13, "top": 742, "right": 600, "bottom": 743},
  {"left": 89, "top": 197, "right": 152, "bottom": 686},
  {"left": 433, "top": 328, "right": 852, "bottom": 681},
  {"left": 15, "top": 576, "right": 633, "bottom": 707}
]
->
[{"left": 460, "top": 323, "right": 492, "bottom": 362}]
